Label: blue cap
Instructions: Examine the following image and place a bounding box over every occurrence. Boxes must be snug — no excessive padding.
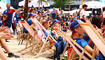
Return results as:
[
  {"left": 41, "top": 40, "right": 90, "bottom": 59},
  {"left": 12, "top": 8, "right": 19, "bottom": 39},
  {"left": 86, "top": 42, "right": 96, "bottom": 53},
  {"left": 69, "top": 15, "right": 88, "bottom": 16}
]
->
[
  {"left": 52, "top": 19, "right": 59, "bottom": 23},
  {"left": 70, "top": 20, "right": 80, "bottom": 31},
  {"left": 57, "top": 36, "right": 63, "bottom": 42},
  {"left": 28, "top": 13, "right": 35, "bottom": 17}
]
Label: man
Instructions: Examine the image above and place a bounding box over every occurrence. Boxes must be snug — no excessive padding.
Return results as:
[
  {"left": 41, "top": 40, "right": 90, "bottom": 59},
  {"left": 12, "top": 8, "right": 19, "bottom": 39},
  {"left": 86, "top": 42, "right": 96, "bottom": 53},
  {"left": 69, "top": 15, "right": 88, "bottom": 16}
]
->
[
  {"left": 3, "top": 4, "right": 15, "bottom": 28},
  {"left": 51, "top": 8, "right": 56, "bottom": 19},
  {"left": 80, "top": 4, "right": 88, "bottom": 22}
]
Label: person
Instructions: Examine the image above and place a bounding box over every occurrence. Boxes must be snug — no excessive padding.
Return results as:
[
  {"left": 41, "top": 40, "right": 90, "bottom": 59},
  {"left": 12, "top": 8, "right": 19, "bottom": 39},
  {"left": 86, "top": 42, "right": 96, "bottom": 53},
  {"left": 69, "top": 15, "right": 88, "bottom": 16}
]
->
[
  {"left": 51, "top": 22, "right": 67, "bottom": 60},
  {"left": 1, "top": 14, "right": 9, "bottom": 26},
  {"left": 0, "top": 46, "right": 7, "bottom": 60},
  {"left": 80, "top": 4, "right": 88, "bottom": 22},
  {"left": 23, "top": 13, "right": 34, "bottom": 33},
  {"left": 0, "top": 13, "right": 3, "bottom": 26},
  {"left": 3, "top": 4, "right": 15, "bottom": 29},
  {"left": 99, "top": 20, "right": 105, "bottom": 60},
  {"left": 0, "top": 15, "right": 20, "bottom": 59},
  {"left": 100, "top": 7, "right": 105, "bottom": 23},
  {"left": 51, "top": 8, "right": 56, "bottom": 19},
  {"left": 70, "top": 20, "right": 99, "bottom": 59}
]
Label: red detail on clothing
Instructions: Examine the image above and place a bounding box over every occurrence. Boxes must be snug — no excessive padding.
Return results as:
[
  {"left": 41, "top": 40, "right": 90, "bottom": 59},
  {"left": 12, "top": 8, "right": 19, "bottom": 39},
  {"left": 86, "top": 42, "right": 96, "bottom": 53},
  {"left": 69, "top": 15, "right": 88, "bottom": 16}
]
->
[
  {"left": 32, "top": 15, "right": 36, "bottom": 17},
  {"left": 3, "top": 22, "right": 5, "bottom": 26},
  {"left": 8, "top": 9, "right": 15, "bottom": 13},
  {"left": 67, "top": 47, "right": 73, "bottom": 60},
  {"left": 57, "top": 21, "right": 61, "bottom": 23},
  {"left": 19, "top": 15, "right": 22, "bottom": 18},
  {"left": 21, "top": 21, "right": 25, "bottom": 23},
  {"left": 63, "top": 22, "right": 66, "bottom": 23}
]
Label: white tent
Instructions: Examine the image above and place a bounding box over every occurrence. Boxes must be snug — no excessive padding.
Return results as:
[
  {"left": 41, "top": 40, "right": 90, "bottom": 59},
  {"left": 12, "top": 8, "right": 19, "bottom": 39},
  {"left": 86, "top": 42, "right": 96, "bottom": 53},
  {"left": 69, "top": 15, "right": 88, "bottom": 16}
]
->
[
  {"left": 18, "top": 0, "right": 31, "bottom": 7},
  {"left": 19, "top": 0, "right": 25, "bottom": 6},
  {"left": 29, "top": 0, "right": 50, "bottom": 7},
  {"left": 79, "top": 1, "right": 105, "bottom": 9},
  {"left": 19, "top": 0, "right": 50, "bottom": 7}
]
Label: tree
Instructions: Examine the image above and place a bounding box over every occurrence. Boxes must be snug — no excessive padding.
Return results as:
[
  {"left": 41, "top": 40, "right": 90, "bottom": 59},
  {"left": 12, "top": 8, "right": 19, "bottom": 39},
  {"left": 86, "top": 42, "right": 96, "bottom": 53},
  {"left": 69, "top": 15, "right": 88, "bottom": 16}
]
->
[
  {"left": 53, "top": 0, "right": 68, "bottom": 8},
  {"left": 38, "top": 0, "right": 48, "bottom": 7},
  {"left": 68, "top": 0, "right": 73, "bottom": 11},
  {"left": 24, "top": 0, "right": 29, "bottom": 20},
  {"left": 53, "top": 0, "right": 73, "bottom": 10}
]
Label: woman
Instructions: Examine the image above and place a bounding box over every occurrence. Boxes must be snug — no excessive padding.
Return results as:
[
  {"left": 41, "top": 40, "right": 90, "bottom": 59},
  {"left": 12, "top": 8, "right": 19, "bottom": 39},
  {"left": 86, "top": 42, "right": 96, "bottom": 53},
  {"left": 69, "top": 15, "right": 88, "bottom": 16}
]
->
[
  {"left": 0, "top": 14, "right": 11, "bottom": 33},
  {"left": 0, "top": 14, "right": 20, "bottom": 59}
]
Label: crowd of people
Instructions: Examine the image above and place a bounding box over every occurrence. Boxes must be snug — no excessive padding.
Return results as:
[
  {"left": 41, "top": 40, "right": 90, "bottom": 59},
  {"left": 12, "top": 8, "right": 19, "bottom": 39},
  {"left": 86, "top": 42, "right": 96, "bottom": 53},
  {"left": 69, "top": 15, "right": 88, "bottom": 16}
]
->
[{"left": 0, "top": 3, "right": 105, "bottom": 60}]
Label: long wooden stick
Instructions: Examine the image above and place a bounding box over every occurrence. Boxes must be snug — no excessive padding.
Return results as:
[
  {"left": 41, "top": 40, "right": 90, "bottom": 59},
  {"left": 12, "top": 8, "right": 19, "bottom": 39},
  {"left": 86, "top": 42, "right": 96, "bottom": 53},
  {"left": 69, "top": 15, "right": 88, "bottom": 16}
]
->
[
  {"left": 58, "top": 31, "right": 92, "bottom": 59},
  {"left": 79, "top": 21, "right": 105, "bottom": 56},
  {"left": 88, "top": 21, "right": 105, "bottom": 44},
  {"left": 32, "top": 18, "right": 57, "bottom": 43}
]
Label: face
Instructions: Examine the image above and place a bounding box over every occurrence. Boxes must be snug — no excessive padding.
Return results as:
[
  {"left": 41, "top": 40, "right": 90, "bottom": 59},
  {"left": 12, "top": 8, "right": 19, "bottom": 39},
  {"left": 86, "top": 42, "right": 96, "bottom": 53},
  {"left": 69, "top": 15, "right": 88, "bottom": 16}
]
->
[
  {"left": 84, "top": 6, "right": 87, "bottom": 10},
  {"left": 75, "top": 26, "right": 85, "bottom": 35},
  {"left": 53, "top": 23, "right": 61, "bottom": 31},
  {"left": 6, "top": 4, "right": 10, "bottom": 10},
  {"left": 43, "top": 22, "right": 49, "bottom": 29},
  {"left": 53, "top": 8, "right": 55, "bottom": 11}
]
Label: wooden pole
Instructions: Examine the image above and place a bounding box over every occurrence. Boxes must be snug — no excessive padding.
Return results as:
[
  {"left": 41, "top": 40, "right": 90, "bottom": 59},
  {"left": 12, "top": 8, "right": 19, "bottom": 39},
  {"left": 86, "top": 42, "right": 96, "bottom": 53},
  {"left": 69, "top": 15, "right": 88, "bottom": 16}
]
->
[
  {"left": 69, "top": 0, "right": 71, "bottom": 11},
  {"left": 82, "top": 0, "right": 83, "bottom": 8},
  {"left": 24, "top": 0, "right": 29, "bottom": 20}
]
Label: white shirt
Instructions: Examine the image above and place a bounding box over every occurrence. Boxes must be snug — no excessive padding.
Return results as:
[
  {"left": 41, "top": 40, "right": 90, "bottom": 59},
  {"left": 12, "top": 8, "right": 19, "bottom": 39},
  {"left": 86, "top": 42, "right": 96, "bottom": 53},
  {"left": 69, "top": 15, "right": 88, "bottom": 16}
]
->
[
  {"left": 80, "top": 9, "right": 86, "bottom": 19},
  {"left": 103, "top": 11, "right": 105, "bottom": 18},
  {"left": 0, "top": 9, "right": 3, "bottom": 14}
]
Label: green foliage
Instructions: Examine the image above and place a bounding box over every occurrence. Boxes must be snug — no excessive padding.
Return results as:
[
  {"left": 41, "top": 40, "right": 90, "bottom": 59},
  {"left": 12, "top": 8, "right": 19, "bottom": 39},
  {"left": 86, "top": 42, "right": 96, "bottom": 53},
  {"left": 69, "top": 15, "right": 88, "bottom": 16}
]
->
[
  {"left": 38, "top": 0, "right": 48, "bottom": 5},
  {"left": 53, "top": 0, "right": 70, "bottom": 8}
]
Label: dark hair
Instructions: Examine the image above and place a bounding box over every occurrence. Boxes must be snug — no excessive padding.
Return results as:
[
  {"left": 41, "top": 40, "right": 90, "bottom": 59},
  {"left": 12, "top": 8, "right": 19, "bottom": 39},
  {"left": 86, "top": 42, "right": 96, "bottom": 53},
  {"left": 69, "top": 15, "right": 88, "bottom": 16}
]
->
[
  {"left": 42, "top": 21, "right": 48, "bottom": 26},
  {"left": 103, "top": 7, "right": 105, "bottom": 11},
  {"left": 103, "top": 20, "right": 105, "bottom": 25},
  {"left": 1, "top": 14, "right": 8, "bottom": 21},
  {"left": 83, "top": 4, "right": 88, "bottom": 8}
]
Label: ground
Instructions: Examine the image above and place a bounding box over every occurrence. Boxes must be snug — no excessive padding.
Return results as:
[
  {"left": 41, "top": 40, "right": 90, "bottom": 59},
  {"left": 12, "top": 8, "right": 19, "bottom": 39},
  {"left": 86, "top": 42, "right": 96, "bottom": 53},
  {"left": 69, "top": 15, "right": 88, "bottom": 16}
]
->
[{"left": 2, "top": 35, "right": 52, "bottom": 60}]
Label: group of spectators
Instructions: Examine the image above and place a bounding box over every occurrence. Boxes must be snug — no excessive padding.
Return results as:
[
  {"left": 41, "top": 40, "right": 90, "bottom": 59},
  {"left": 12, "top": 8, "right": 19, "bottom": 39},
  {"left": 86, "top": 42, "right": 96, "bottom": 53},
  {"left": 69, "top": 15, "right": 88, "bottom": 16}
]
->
[{"left": 0, "top": 3, "right": 105, "bottom": 60}]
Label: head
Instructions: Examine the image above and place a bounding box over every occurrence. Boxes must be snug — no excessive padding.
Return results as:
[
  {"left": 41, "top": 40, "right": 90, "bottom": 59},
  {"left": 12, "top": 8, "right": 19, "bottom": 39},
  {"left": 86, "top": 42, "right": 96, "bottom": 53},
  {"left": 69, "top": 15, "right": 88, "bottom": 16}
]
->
[
  {"left": 29, "top": 13, "right": 35, "bottom": 18},
  {"left": 83, "top": 4, "right": 88, "bottom": 11},
  {"left": 51, "top": 23, "right": 61, "bottom": 31},
  {"left": 42, "top": 21, "right": 49, "bottom": 29},
  {"left": 53, "top": 8, "right": 55, "bottom": 11},
  {"left": 63, "top": 23, "right": 67, "bottom": 28},
  {"left": 59, "top": 8, "right": 62, "bottom": 11},
  {"left": 70, "top": 21, "right": 85, "bottom": 38},
  {"left": 1, "top": 14, "right": 8, "bottom": 21},
  {"left": 6, "top": 4, "right": 10, "bottom": 10}
]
